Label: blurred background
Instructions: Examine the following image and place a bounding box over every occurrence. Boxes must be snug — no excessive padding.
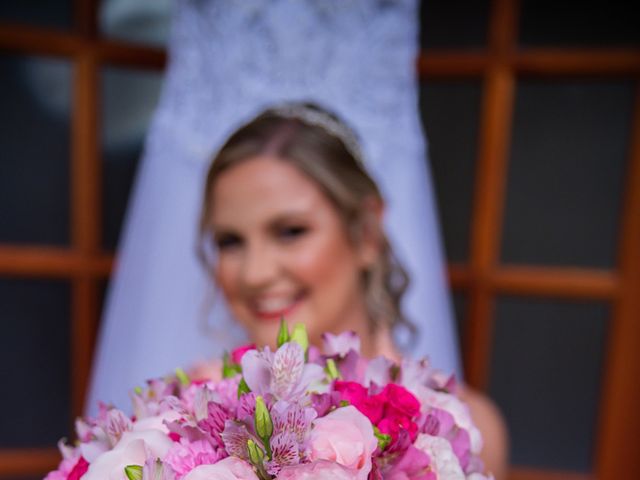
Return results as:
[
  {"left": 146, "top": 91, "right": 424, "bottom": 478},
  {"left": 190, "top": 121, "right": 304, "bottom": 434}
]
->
[{"left": 0, "top": 1, "right": 639, "bottom": 479}]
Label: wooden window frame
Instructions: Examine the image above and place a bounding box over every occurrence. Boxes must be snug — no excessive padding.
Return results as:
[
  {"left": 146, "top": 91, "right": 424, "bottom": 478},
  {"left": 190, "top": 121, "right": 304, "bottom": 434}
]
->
[{"left": 0, "top": 0, "right": 638, "bottom": 478}]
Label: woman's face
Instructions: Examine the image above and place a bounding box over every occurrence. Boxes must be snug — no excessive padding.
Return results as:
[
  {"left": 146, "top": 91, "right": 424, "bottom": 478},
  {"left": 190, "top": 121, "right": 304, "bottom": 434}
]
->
[{"left": 209, "top": 155, "right": 372, "bottom": 348}]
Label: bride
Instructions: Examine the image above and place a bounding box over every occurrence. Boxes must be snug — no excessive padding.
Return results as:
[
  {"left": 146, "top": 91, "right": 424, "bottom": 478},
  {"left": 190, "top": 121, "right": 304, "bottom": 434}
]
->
[{"left": 197, "top": 103, "right": 508, "bottom": 479}]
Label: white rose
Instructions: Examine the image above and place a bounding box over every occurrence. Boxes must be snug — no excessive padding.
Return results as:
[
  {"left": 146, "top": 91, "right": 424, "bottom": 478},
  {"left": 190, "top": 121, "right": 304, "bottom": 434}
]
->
[
  {"left": 83, "top": 429, "right": 173, "bottom": 480},
  {"left": 415, "top": 434, "right": 465, "bottom": 480}
]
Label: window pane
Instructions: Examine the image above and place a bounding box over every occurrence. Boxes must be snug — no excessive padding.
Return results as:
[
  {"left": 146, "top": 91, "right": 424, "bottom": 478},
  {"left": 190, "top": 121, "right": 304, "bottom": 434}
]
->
[
  {"left": 420, "top": 0, "right": 489, "bottom": 49},
  {"left": 99, "top": 0, "right": 170, "bottom": 47},
  {"left": 420, "top": 81, "right": 481, "bottom": 263},
  {"left": 0, "top": 54, "right": 71, "bottom": 245},
  {"left": 501, "top": 80, "right": 632, "bottom": 268},
  {"left": 451, "top": 291, "right": 467, "bottom": 355},
  {"left": 0, "top": 278, "right": 71, "bottom": 447},
  {"left": 101, "top": 66, "right": 163, "bottom": 251},
  {"left": 520, "top": 0, "right": 640, "bottom": 47},
  {"left": 0, "top": 1, "right": 72, "bottom": 30},
  {"left": 489, "top": 297, "right": 608, "bottom": 471}
]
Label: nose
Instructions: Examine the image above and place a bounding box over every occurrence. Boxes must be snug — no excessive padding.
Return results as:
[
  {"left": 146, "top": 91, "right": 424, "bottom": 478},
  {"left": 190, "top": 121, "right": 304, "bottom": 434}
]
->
[{"left": 241, "top": 240, "right": 278, "bottom": 289}]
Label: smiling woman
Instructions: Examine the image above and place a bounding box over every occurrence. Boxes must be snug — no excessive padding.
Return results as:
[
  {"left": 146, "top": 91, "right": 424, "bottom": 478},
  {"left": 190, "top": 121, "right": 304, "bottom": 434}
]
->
[
  {"left": 199, "top": 103, "right": 408, "bottom": 357},
  {"left": 198, "top": 103, "right": 508, "bottom": 478}
]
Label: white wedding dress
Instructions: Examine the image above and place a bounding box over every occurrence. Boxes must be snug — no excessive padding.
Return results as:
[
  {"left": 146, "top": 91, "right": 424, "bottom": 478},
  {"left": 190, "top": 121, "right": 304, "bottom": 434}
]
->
[{"left": 88, "top": 0, "right": 461, "bottom": 414}]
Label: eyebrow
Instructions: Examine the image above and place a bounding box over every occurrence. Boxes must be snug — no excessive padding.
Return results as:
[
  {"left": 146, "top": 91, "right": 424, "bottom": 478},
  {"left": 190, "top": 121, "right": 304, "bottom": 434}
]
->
[{"left": 211, "top": 208, "right": 314, "bottom": 231}]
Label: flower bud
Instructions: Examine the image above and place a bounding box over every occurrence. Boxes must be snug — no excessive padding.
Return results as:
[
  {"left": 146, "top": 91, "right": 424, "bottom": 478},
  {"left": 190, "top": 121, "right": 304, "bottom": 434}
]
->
[
  {"left": 124, "top": 465, "right": 143, "bottom": 480},
  {"left": 325, "top": 358, "right": 341, "bottom": 380},
  {"left": 175, "top": 368, "right": 190, "bottom": 386},
  {"left": 290, "top": 323, "right": 309, "bottom": 353},
  {"left": 254, "top": 395, "right": 273, "bottom": 442},
  {"left": 247, "top": 438, "right": 265, "bottom": 465},
  {"left": 277, "top": 317, "right": 290, "bottom": 347}
]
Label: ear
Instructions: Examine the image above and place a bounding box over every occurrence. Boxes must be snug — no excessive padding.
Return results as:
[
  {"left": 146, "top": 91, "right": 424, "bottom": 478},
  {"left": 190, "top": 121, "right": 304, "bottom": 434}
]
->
[{"left": 356, "top": 196, "right": 385, "bottom": 269}]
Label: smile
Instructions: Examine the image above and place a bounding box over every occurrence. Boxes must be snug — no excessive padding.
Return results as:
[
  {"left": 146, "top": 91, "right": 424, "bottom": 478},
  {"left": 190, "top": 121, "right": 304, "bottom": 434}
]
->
[{"left": 249, "top": 292, "right": 306, "bottom": 321}]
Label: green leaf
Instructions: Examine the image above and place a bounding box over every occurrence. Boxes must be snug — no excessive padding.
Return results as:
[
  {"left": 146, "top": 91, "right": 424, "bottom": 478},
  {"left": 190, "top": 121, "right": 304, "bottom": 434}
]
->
[
  {"left": 277, "top": 317, "right": 290, "bottom": 347},
  {"left": 124, "top": 465, "right": 143, "bottom": 480},
  {"left": 373, "top": 425, "right": 392, "bottom": 451},
  {"left": 237, "top": 377, "right": 251, "bottom": 398},
  {"left": 222, "top": 352, "right": 242, "bottom": 378}
]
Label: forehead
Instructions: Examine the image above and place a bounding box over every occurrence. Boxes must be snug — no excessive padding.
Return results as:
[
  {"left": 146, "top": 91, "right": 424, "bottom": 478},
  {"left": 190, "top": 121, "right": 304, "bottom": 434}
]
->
[{"left": 211, "top": 155, "right": 332, "bottom": 225}]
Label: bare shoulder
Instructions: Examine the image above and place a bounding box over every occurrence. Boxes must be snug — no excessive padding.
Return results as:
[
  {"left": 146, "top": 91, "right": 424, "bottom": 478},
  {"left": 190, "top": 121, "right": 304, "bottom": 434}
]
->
[{"left": 459, "top": 385, "right": 509, "bottom": 480}]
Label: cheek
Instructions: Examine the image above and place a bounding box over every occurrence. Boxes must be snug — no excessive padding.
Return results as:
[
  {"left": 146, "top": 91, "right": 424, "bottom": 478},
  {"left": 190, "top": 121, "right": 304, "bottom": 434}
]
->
[
  {"left": 292, "top": 232, "right": 362, "bottom": 302},
  {"left": 214, "top": 256, "right": 239, "bottom": 298}
]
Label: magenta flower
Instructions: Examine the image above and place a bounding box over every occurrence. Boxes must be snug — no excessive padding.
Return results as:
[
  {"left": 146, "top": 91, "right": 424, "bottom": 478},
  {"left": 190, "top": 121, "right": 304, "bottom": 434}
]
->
[{"left": 164, "top": 438, "right": 222, "bottom": 479}]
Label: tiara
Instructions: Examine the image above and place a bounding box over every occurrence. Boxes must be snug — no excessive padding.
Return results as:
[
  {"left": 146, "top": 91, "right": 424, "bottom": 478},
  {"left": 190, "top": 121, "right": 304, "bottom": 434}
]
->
[{"left": 269, "top": 103, "right": 366, "bottom": 167}]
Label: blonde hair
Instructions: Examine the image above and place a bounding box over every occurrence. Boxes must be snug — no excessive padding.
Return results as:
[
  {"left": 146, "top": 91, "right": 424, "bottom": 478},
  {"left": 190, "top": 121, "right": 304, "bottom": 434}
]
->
[{"left": 199, "top": 103, "right": 415, "bottom": 340}]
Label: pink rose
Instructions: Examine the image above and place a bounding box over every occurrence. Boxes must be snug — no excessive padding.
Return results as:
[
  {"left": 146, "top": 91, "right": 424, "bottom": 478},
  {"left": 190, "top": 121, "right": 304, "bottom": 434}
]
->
[
  {"left": 307, "top": 406, "right": 377, "bottom": 480},
  {"left": 231, "top": 344, "right": 257, "bottom": 364},
  {"left": 278, "top": 460, "right": 359, "bottom": 479},
  {"left": 183, "top": 457, "right": 258, "bottom": 480}
]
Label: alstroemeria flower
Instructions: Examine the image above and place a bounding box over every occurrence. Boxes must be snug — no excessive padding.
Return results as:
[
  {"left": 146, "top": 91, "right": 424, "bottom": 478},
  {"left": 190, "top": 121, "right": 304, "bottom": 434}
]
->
[{"left": 241, "top": 342, "right": 324, "bottom": 401}]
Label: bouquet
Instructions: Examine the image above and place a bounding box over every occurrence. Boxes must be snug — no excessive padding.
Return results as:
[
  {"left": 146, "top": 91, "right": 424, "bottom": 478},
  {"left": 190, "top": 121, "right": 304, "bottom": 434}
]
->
[{"left": 46, "top": 322, "right": 492, "bottom": 479}]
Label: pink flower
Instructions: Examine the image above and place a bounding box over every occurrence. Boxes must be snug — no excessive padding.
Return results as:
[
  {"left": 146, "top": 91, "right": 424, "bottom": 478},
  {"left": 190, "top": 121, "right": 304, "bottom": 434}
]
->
[
  {"left": 164, "top": 438, "right": 222, "bottom": 478},
  {"left": 183, "top": 457, "right": 258, "bottom": 480},
  {"left": 322, "top": 331, "right": 360, "bottom": 357},
  {"left": 66, "top": 457, "right": 89, "bottom": 480},
  {"left": 381, "top": 384, "right": 420, "bottom": 419},
  {"left": 307, "top": 406, "right": 377, "bottom": 480},
  {"left": 278, "top": 460, "right": 359, "bottom": 479},
  {"left": 231, "top": 344, "right": 257, "bottom": 364},
  {"left": 44, "top": 441, "right": 82, "bottom": 480}
]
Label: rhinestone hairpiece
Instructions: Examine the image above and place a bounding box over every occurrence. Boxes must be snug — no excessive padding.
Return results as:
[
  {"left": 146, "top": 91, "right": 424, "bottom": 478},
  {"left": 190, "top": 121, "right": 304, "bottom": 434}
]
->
[{"left": 270, "top": 104, "right": 365, "bottom": 167}]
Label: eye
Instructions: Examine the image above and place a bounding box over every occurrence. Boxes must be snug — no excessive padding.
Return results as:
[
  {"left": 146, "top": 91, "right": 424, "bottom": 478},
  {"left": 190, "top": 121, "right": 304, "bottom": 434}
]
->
[
  {"left": 215, "top": 232, "right": 243, "bottom": 250},
  {"left": 277, "top": 225, "right": 308, "bottom": 241}
]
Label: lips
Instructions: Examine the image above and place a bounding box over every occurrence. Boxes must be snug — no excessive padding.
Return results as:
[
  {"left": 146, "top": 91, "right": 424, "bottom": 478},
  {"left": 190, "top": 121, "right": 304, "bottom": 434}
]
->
[{"left": 249, "top": 291, "right": 307, "bottom": 321}]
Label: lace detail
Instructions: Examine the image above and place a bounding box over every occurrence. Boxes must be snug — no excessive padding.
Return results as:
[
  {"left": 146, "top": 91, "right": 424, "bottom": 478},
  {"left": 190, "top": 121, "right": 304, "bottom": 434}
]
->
[{"left": 151, "top": 0, "right": 421, "bottom": 172}]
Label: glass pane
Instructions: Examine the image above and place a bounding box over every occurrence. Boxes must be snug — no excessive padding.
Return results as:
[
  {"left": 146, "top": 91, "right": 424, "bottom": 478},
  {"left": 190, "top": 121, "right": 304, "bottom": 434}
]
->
[
  {"left": 520, "top": 0, "right": 640, "bottom": 47},
  {"left": 0, "top": 1, "right": 72, "bottom": 30},
  {"left": 489, "top": 297, "right": 608, "bottom": 471},
  {"left": 501, "top": 80, "right": 632, "bottom": 268},
  {"left": 420, "top": 81, "right": 481, "bottom": 262},
  {"left": 420, "top": 0, "right": 489, "bottom": 49},
  {"left": 0, "top": 278, "right": 71, "bottom": 448},
  {"left": 101, "top": 66, "right": 163, "bottom": 251},
  {"left": 451, "top": 291, "right": 467, "bottom": 354},
  {"left": 99, "top": 0, "right": 171, "bottom": 47},
  {"left": 0, "top": 54, "right": 71, "bottom": 245}
]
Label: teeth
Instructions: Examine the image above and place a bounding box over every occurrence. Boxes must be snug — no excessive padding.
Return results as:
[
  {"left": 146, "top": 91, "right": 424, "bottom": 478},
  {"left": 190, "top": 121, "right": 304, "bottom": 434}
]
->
[{"left": 255, "top": 297, "right": 294, "bottom": 313}]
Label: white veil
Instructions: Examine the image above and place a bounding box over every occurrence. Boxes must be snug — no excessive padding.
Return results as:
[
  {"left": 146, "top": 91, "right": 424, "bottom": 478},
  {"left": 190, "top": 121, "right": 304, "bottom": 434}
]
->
[{"left": 87, "top": 0, "right": 461, "bottom": 414}]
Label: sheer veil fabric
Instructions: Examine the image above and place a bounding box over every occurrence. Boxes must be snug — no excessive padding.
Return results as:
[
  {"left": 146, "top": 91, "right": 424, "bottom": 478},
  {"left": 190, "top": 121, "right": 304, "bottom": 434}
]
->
[{"left": 87, "top": 0, "right": 461, "bottom": 414}]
